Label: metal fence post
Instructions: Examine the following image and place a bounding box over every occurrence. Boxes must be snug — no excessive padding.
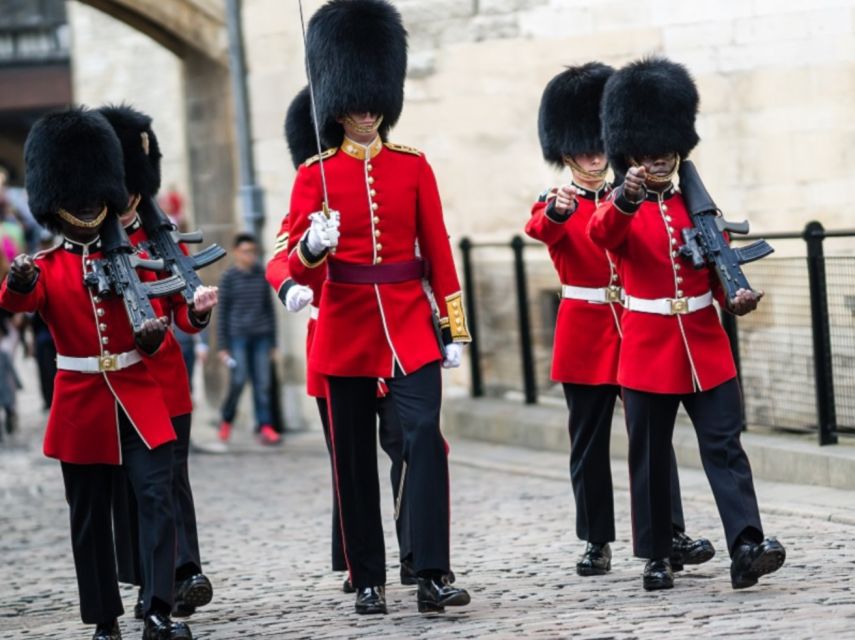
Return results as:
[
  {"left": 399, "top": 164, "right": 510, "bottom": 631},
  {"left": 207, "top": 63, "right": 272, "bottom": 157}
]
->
[
  {"left": 511, "top": 235, "right": 537, "bottom": 404},
  {"left": 804, "top": 221, "right": 838, "bottom": 445},
  {"left": 459, "top": 238, "right": 483, "bottom": 398},
  {"left": 721, "top": 312, "right": 746, "bottom": 430}
]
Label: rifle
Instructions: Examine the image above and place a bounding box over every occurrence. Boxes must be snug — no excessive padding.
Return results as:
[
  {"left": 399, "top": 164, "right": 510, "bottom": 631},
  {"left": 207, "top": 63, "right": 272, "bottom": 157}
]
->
[
  {"left": 677, "top": 160, "right": 774, "bottom": 300},
  {"left": 136, "top": 196, "right": 226, "bottom": 305},
  {"left": 83, "top": 215, "right": 187, "bottom": 333}
]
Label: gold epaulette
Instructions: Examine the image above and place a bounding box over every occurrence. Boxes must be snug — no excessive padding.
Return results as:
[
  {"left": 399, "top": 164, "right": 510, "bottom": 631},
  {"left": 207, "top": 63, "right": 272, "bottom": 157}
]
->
[
  {"left": 304, "top": 147, "right": 338, "bottom": 167},
  {"left": 384, "top": 142, "right": 422, "bottom": 157}
]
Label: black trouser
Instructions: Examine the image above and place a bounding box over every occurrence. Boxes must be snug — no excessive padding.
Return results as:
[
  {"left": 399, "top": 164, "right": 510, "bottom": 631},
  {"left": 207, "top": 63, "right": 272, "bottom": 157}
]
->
[
  {"left": 34, "top": 337, "right": 56, "bottom": 409},
  {"left": 562, "top": 383, "right": 685, "bottom": 544},
  {"left": 326, "top": 362, "right": 449, "bottom": 588},
  {"left": 114, "top": 413, "right": 202, "bottom": 588},
  {"left": 623, "top": 378, "right": 763, "bottom": 560},
  {"left": 317, "top": 395, "right": 411, "bottom": 572},
  {"left": 62, "top": 412, "right": 175, "bottom": 624}
]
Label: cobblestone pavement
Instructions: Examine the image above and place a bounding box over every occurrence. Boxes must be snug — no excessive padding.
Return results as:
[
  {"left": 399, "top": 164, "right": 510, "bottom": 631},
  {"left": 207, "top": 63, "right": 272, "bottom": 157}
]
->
[{"left": 3, "top": 362, "right": 855, "bottom": 639}]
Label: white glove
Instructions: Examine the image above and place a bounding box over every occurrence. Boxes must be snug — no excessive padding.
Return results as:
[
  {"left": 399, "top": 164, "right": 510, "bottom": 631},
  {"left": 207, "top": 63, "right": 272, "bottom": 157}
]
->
[
  {"left": 305, "top": 210, "right": 340, "bottom": 254},
  {"left": 285, "top": 285, "right": 314, "bottom": 313},
  {"left": 442, "top": 342, "right": 464, "bottom": 369}
]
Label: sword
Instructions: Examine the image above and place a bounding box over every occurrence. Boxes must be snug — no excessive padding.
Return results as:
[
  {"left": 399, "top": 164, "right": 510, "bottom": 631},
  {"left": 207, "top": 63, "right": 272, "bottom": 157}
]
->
[
  {"left": 394, "top": 461, "right": 407, "bottom": 521},
  {"left": 297, "top": 0, "right": 333, "bottom": 226}
]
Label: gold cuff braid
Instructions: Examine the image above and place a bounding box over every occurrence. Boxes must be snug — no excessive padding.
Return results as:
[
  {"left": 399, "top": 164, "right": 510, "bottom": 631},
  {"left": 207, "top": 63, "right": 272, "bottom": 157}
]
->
[{"left": 445, "top": 292, "right": 471, "bottom": 342}]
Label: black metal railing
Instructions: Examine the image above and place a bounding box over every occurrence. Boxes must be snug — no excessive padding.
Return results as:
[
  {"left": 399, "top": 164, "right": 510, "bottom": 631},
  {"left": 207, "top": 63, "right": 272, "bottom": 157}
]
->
[{"left": 459, "top": 222, "right": 855, "bottom": 445}]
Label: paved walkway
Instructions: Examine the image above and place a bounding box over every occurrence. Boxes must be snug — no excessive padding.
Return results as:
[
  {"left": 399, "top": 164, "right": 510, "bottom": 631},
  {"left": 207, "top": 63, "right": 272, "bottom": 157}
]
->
[{"left": 2, "top": 357, "right": 854, "bottom": 639}]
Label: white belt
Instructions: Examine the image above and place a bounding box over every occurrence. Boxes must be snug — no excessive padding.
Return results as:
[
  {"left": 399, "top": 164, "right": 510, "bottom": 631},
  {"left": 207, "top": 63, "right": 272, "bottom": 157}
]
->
[
  {"left": 57, "top": 350, "right": 142, "bottom": 373},
  {"left": 561, "top": 284, "right": 624, "bottom": 304},
  {"left": 624, "top": 291, "right": 713, "bottom": 316},
  {"left": 310, "top": 305, "right": 320, "bottom": 320}
]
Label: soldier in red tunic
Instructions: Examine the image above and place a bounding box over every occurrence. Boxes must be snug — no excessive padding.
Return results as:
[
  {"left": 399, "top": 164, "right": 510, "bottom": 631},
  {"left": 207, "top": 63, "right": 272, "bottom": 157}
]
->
[
  {"left": 283, "top": 0, "right": 471, "bottom": 615},
  {"left": 526, "top": 63, "right": 714, "bottom": 579},
  {"left": 266, "top": 86, "right": 413, "bottom": 592},
  {"left": 98, "top": 105, "right": 217, "bottom": 621},
  {"left": 0, "top": 108, "right": 193, "bottom": 639},
  {"left": 589, "top": 57, "right": 786, "bottom": 591}
]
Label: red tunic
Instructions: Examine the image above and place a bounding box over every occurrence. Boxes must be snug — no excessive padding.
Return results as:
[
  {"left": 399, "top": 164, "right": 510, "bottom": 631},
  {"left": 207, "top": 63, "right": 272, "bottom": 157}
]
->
[
  {"left": 126, "top": 218, "right": 202, "bottom": 417},
  {"left": 265, "top": 215, "right": 327, "bottom": 397},
  {"left": 525, "top": 185, "right": 622, "bottom": 385},
  {"left": 286, "top": 138, "right": 470, "bottom": 378},
  {"left": 0, "top": 239, "right": 175, "bottom": 464},
  {"left": 587, "top": 187, "right": 736, "bottom": 394}
]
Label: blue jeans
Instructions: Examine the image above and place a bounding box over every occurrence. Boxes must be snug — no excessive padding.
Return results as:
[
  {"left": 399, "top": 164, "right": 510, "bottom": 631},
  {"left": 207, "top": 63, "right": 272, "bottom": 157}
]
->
[{"left": 220, "top": 335, "right": 273, "bottom": 429}]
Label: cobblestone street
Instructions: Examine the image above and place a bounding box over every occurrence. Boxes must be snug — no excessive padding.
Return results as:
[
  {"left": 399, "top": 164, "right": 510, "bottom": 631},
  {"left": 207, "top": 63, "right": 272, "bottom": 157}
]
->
[{"left": 3, "top": 363, "right": 855, "bottom": 639}]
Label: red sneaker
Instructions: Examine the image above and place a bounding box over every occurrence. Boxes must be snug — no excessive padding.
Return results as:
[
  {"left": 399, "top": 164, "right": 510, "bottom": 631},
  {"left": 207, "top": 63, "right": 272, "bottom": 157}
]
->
[
  {"left": 259, "top": 424, "right": 281, "bottom": 445},
  {"left": 218, "top": 421, "right": 232, "bottom": 442}
]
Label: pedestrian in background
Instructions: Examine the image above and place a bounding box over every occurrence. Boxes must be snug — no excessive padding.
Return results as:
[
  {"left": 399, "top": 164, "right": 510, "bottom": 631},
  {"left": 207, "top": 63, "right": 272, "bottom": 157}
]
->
[{"left": 217, "top": 233, "right": 280, "bottom": 445}]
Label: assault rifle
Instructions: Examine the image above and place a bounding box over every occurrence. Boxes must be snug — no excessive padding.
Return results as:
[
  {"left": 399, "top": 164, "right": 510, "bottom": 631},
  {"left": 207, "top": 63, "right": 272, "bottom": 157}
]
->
[
  {"left": 677, "top": 160, "right": 774, "bottom": 300},
  {"left": 137, "top": 197, "right": 226, "bottom": 305},
  {"left": 83, "top": 215, "right": 187, "bottom": 333}
]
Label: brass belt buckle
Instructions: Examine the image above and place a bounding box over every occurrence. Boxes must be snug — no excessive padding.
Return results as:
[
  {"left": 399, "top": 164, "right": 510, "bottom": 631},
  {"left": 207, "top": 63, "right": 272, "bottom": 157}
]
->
[
  {"left": 99, "top": 354, "right": 118, "bottom": 372},
  {"left": 669, "top": 297, "right": 689, "bottom": 315},
  {"left": 606, "top": 286, "right": 622, "bottom": 303}
]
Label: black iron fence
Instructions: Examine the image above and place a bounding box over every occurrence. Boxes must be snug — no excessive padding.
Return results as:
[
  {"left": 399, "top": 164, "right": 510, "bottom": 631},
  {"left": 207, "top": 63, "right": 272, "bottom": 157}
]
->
[{"left": 459, "top": 222, "right": 855, "bottom": 446}]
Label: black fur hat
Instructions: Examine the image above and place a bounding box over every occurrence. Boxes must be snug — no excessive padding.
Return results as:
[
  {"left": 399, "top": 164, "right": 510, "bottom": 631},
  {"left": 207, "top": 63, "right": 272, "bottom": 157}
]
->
[
  {"left": 306, "top": 0, "right": 407, "bottom": 145},
  {"left": 98, "top": 104, "right": 162, "bottom": 198},
  {"left": 24, "top": 107, "right": 128, "bottom": 233},
  {"left": 538, "top": 62, "right": 614, "bottom": 169},
  {"left": 284, "top": 86, "right": 320, "bottom": 169},
  {"left": 601, "top": 57, "right": 700, "bottom": 177}
]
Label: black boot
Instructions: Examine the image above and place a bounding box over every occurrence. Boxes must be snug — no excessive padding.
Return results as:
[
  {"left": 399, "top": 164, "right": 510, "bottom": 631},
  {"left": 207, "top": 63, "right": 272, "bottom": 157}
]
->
[
  {"left": 173, "top": 574, "right": 213, "bottom": 618},
  {"left": 576, "top": 542, "right": 612, "bottom": 576},
  {"left": 671, "top": 531, "right": 715, "bottom": 571},
  {"left": 642, "top": 558, "right": 674, "bottom": 591},
  {"left": 355, "top": 586, "right": 387, "bottom": 615},
  {"left": 134, "top": 590, "right": 144, "bottom": 620},
  {"left": 92, "top": 619, "right": 121, "bottom": 640},
  {"left": 400, "top": 558, "right": 418, "bottom": 585},
  {"left": 142, "top": 611, "right": 192, "bottom": 640},
  {"left": 342, "top": 576, "right": 355, "bottom": 593},
  {"left": 731, "top": 538, "right": 786, "bottom": 589},
  {"left": 416, "top": 575, "right": 471, "bottom": 613}
]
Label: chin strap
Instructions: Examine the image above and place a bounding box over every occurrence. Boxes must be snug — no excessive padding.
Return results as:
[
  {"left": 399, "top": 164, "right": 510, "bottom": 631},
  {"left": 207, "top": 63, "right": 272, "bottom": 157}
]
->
[
  {"left": 563, "top": 154, "right": 609, "bottom": 182},
  {"left": 630, "top": 154, "right": 681, "bottom": 185},
  {"left": 342, "top": 114, "right": 384, "bottom": 136},
  {"left": 57, "top": 205, "right": 107, "bottom": 229}
]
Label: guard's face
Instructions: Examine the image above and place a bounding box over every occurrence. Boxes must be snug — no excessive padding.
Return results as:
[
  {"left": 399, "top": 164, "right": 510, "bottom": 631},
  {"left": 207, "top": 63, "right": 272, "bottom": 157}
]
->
[
  {"left": 58, "top": 205, "right": 104, "bottom": 243},
  {"left": 637, "top": 153, "right": 677, "bottom": 179},
  {"left": 119, "top": 194, "right": 141, "bottom": 227},
  {"left": 572, "top": 152, "right": 607, "bottom": 174}
]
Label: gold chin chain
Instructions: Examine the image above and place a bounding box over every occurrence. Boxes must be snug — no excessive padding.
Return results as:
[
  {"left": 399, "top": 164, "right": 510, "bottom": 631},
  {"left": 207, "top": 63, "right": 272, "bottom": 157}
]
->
[
  {"left": 562, "top": 155, "right": 609, "bottom": 181},
  {"left": 343, "top": 114, "right": 384, "bottom": 135},
  {"left": 57, "top": 205, "right": 108, "bottom": 229},
  {"left": 631, "top": 154, "right": 681, "bottom": 185}
]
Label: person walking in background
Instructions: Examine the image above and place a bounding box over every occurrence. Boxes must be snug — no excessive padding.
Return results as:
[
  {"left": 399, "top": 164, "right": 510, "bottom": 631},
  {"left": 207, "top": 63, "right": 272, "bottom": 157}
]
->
[{"left": 217, "top": 233, "right": 279, "bottom": 445}]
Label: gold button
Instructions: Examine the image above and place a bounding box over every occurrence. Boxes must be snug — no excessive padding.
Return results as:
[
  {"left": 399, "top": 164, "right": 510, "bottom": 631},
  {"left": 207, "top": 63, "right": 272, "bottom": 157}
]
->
[
  {"left": 663, "top": 205, "right": 669, "bottom": 212},
  {"left": 371, "top": 202, "right": 379, "bottom": 211},
  {"left": 368, "top": 176, "right": 375, "bottom": 185},
  {"left": 676, "top": 276, "right": 683, "bottom": 283},
  {"left": 366, "top": 163, "right": 373, "bottom": 172},
  {"left": 375, "top": 256, "right": 383, "bottom": 264},
  {"left": 97, "top": 308, "right": 105, "bottom": 317},
  {"left": 667, "top": 226, "right": 674, "bottom": 234},
  {"left": 347, "top": 145, "right": 355, "bottom": 153},
  {"left": 674, "top": 263, "right": 682, "bottom": 270},
  {"left": 375, "top": 243, "right": 383, "bottom": 251},
  {"left": 676, "top": 290, "right": 684, "bottom": 297},
  {"left": 665, "top": 215, "right": 672, "bottom": 222},
  {"left": 370, "top": 189, "right": 377, "bottom": 197},
  {"left": 611, "top": 274, "right": 618, "bottom": 282},
  {"left": 373, "top": 216, "right": 380, "bottom": 224},
  {"left": 101, "top": 336, "right": 109, "bottom": 345},
  {"left": 374, "top": 229, "right": 381, "bottom": 237},
  {"left": 671, "top": 251, "right": 678, "bottom": 258},
  {"left": 456, "top": 319, "right": 463, "bottom": 327},
  {"left": 103, "top": 350, "right": 111, "bottom": 356},
  {"left": 93, "top": 296, "right": 101, "bottom": 303},
  {"left": 99, "top": 323, "right": 107, "bottom": 331},
  {"left": 670, "top": 238, "right": 677, "bottom": 245}
]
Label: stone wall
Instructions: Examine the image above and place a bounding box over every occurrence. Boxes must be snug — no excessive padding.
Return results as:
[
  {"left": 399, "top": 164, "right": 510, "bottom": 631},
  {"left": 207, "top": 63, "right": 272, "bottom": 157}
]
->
[{"left": 66, "top": 1, "right": 193, "bottom": 223}]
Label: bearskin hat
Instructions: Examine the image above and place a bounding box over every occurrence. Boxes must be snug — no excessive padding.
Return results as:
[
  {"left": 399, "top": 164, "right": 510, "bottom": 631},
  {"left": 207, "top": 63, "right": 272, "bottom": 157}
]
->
[
  {"left": 538, "top": 62, "right": 614, "bottom": 169},
  {"left": 98, "top": 104, "right": 162, "bottom": 198},
  {"left": 601, "top": 57, "right": 700, "bottom": 177},
  {"left": 306, "top": 0, "right": 407, "bottom": 145},
  {"left": 24, "top": 107, "right": 128, "bottom": 233},
  {"left": 284, "top": 86, "right": 320, "bottom": 169}
]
